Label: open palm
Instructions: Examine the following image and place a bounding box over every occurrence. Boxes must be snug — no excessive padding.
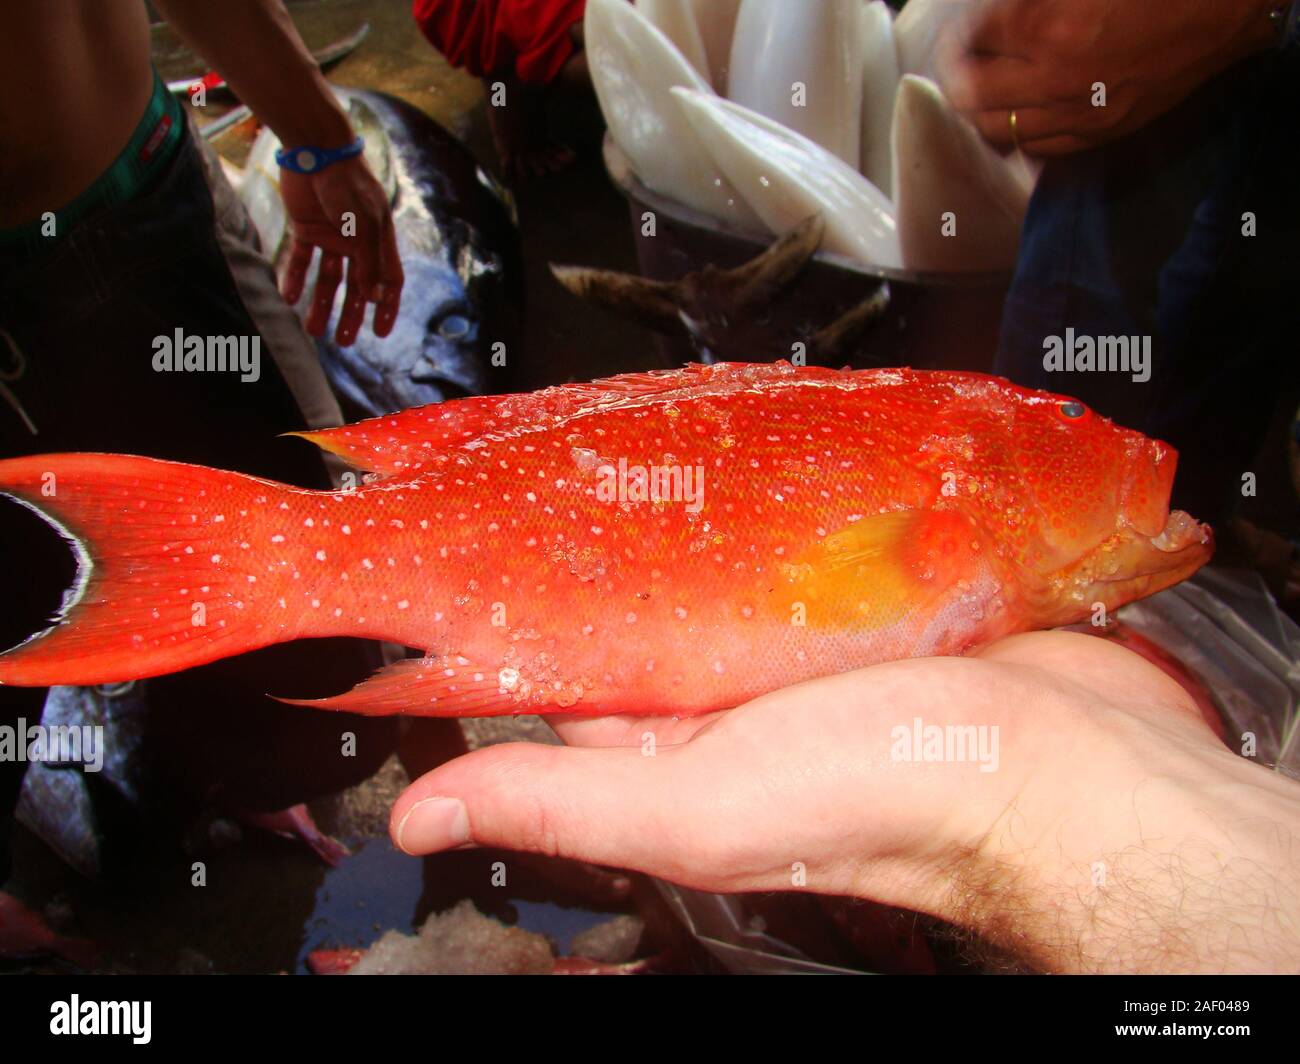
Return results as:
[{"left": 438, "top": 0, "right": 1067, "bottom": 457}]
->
[{"left": 389, "top": 632, "right": 1227, "bottom": 927}]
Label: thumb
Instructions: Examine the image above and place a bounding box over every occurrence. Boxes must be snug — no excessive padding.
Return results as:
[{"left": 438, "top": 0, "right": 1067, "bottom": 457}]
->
[{"left": 389, "top": 741, "right": 708, "bottom": 881}]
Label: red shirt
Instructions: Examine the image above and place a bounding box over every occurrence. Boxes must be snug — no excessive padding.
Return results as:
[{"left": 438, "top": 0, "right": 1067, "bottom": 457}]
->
[{"left": 413, "top": 0, "right": 586, "bottom": 84}]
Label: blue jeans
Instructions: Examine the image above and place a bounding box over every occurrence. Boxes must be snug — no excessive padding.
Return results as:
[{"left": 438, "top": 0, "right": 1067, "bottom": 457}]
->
[{"left": 995, "top": 49, "right": 1300, "bottom": 526}]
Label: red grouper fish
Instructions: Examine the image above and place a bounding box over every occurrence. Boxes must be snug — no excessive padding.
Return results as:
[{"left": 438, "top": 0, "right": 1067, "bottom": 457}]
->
[{"left": 0, "top": 363, "right": 1212, "bottom": 717}]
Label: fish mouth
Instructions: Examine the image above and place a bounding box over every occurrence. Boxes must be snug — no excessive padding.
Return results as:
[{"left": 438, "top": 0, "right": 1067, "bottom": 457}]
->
[
  {"left": 1138, "top": 509, "right": 1206, "bottom": 559},
  {"left": 1034, "top": 511, "right": 1214, "bottom": 627},
  {"left": 1088, "top": 510, "right": 1214, "bottom": 607}
]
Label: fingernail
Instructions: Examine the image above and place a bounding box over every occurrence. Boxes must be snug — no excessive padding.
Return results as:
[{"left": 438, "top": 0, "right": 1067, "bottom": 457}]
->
[{"left": 395, "top": 797, "right": 469, "bottom": 854}]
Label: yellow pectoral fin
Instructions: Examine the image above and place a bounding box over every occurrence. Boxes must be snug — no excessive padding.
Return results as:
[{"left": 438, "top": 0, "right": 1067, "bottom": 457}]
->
[{"left": 773, "top": 510, "right": 979, "bottom": 632}]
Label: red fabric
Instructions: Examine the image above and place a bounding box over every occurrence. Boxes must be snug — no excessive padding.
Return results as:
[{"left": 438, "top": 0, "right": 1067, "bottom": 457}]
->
[{"left": 413, "top": 0, "right": 586, "bottom": 84}]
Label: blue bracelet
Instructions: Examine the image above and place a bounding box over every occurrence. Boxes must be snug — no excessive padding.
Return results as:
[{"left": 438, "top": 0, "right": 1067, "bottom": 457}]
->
[{"left": 275, "top": 137, "right": 365, "bottom": 175}]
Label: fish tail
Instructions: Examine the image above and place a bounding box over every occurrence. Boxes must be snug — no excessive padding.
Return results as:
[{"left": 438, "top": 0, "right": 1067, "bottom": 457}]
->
[{"left": 0, "top": 453, "right": 317, "bottom": 687}]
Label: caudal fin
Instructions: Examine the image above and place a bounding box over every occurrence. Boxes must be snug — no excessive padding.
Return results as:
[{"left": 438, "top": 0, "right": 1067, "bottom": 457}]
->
[{"left": 0, "top": 453, "right": 315, "bottom": 686}]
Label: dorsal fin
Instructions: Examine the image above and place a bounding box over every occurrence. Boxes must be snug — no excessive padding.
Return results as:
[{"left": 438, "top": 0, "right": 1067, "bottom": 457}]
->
[
  {"left": 287, "top": 394, "right": 508, "bottom": 476},
  {"left": 288, "top": 364, "right": 772, "bottom": 477}
]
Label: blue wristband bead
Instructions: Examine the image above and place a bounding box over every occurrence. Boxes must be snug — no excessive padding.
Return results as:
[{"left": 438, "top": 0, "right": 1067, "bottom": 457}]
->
[{"left": 275, "top": 136, "right": 365, "bottom": 175}]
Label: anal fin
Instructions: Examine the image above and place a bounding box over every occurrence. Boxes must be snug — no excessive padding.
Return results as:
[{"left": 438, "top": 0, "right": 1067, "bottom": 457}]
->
[{"left": 277, "top": 655, "right": 522, "bottom": 718}]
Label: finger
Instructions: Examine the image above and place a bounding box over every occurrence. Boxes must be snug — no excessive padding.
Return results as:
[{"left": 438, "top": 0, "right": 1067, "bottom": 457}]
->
[
  {"left": 964, "top": 0, "right": 1034, "bottom": 58},
  {"left": 304, "top": 250, "right": 344, "bottom": 337},
  {"left": 966, "top": 105, "right": 1079, "bottom": 149},
  {"left": 291, "top": 221, "right": 354, "bottom": 252},
  {"left": 371, "top": 216, "right": 404, "bottom": 338},
  {"left": 280, "top": 239, "right": 315, "bottom": 305},
  {"left": 389, "top": 742, "right": 702, "bottom": 880},
  {"left": 942, "top": 54, "right": 1042, "bottom": 114},
  {"left": 334, "top": 257, "right": 368, "bottom": 348},
  {"left": 547, "top": 711, "right": 725, "bottom": 749},
  {"left": 933, "top": 22, "right": 969, "bottom": 92}
]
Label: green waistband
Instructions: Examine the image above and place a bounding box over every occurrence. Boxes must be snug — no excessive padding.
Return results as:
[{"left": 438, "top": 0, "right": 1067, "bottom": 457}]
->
[{"left": 0, "top": 69, "right": 185, "bottom": 256}]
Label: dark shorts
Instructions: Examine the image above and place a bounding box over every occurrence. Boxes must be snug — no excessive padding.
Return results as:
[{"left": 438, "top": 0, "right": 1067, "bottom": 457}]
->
[{"left": 0, "top": 123, "right": 391, "bottom": 879}]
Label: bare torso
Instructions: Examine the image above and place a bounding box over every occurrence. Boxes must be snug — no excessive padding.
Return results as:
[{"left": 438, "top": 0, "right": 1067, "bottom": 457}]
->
[{"left": 0, "top": 0, "right": 152, "bottom": 227}]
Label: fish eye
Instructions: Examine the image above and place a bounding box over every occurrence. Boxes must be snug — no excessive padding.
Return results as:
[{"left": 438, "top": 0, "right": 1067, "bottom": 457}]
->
[
  {"left": 437, "top": 315, "right": 471, "bottom": 341},
  {"left": 1058, "top": 401, "right": 1087, "bottom": 421}
]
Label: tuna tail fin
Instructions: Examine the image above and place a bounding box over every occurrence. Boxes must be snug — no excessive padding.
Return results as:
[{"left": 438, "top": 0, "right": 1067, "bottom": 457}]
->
[{"left": 0, "top": 453, "right": 308, "bottom": 687}]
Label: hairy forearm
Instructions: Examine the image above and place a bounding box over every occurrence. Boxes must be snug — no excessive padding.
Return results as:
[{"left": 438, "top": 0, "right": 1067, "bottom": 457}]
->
[
  {"left": 957, "top": 753, "right": 1300, "bottom": 974},
  {"left": 152, "top": 0, "right": 352, "bottom": 147}
]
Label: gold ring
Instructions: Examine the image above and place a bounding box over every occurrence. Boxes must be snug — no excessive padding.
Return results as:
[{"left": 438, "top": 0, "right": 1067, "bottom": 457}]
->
[{"left": 1009, "top": 109, "right": 1021, "bottom": 152}]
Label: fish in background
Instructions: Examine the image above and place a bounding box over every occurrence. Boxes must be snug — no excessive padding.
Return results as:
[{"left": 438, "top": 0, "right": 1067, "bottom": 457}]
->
[
  {"left": 13, "top": 682, "right": 148, "bottom": 880},
  {"left": 893, "top": 0, "right": 958, "bottom": 81},
  {"left": 673, "top": 89, "right": 902, "bottom": 269},
  {"left": 0, "top": 891, "right": 95, "bottom": 969},
  {"left": 0, "top": 362, "right": 1211, "bottom": 719},
  {"left": 892, "top": 74, "right": 1033, "bottom": 272},
  {"left": 591, "top": 0, "right": 1036, "bottom": 272},
  {"left": 689, "top": 0, "right": 742, "bottom": 93},
  {"left": 635, "top": 0, "right": 712, "bottom": 83},
  {"left": 586, "top": 0, "right": 760, "bottom": 229},
  {"left": 728, "top": 0, "right": 864, "bottom": 167},
  {"left": 239, "top": 89, "right": 523, "bottom": 419},
  {"left": 859, "top": 1, "right": 900, "bottom": 197},
  {"left": 551, "top": 215, "right": 890, "bottom": 364}
]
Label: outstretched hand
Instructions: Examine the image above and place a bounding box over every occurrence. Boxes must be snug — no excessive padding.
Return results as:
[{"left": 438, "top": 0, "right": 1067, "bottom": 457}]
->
[
  {"left": 390, "top": 631, "right": 1300, "bottom": 972},
  {"left": 278, "top": 156, "right": 404, "bottom": 346}
]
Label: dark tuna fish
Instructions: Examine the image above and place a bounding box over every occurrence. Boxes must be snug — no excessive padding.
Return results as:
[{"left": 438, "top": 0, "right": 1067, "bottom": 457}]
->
[{"left": 245, "top": 89, "right": 523, "bottom": 418}]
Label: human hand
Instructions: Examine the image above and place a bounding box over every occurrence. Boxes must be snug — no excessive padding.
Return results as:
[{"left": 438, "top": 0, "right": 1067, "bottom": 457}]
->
[
  {"left": 388, "top": 631, "right": 1300, "bottom": 973},
  {"left": 938, "top": 0, "right": 1280, "bottom": 155},
  {"left": 278, "top": 155, "right": 404, "bottom": 346}
]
